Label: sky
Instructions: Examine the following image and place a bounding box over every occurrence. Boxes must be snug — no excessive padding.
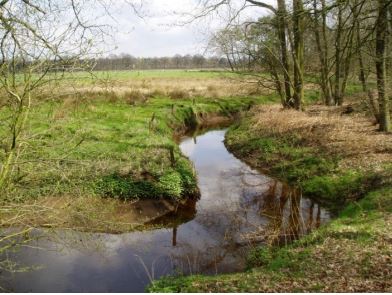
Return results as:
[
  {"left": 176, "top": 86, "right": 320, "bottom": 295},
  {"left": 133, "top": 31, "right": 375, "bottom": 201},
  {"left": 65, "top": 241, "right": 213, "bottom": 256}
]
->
[{"left": 102, "top": 0, "right": 273, "bottom": 58}]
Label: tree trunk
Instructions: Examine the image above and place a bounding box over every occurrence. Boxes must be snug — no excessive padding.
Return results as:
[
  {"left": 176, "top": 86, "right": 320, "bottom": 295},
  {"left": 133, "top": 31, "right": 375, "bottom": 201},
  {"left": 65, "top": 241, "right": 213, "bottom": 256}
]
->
[
  {"left": 356, "top": 25, "right": 380, "bottom": 122},
  {"left": 375, "top": 0, "right": 391, "bottom": 132},
  {"left": 334, "top": 1, "right": 343, "bottom": 105},
  {"left": 277, "top": 0, "right": 293, "bottom": 107},
  {"left": 293, "top": 0, "right": 304, "bottom": 110},
  {"left": 313, "top": 0, "right": 332, "bottom": 105}
]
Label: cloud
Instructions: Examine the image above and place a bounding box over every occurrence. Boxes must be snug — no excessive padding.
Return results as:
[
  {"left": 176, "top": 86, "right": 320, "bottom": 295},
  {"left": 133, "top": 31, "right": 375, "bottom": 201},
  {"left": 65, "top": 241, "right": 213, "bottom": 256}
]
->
[{"left": 102, "top": 0, "right": 274, "bottom": 57}]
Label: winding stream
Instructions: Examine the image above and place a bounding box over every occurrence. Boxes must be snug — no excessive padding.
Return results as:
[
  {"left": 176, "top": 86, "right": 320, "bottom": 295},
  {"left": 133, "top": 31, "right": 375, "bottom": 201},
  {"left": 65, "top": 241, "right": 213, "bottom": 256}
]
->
[{"left": 0, "top": 129, "right": 330, "bottom": 292}]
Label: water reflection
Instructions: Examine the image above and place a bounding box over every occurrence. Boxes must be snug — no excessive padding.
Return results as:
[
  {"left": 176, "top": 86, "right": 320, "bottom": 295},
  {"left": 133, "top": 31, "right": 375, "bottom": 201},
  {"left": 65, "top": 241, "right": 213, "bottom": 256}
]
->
[{"left": 0, "top": 129, "right": 330, "bottom": 292}]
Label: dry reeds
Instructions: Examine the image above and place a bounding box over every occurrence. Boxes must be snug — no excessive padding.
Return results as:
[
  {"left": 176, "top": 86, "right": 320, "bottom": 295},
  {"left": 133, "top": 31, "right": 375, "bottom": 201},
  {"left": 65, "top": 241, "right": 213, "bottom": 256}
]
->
[
  {"left": 168, "top": 89, "right": 190, "bottom": 100},
  {"left": 250, "top": 105, "right": 392, "bottom": 171}
]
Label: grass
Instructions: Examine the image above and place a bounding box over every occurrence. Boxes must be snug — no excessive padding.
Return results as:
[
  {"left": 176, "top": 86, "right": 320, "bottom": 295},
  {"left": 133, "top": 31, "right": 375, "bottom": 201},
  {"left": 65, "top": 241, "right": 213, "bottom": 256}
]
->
[
  {"left": 3, "top": 94, "right": 272, "bottom": 202},
  {"left": 49, "top": 69, "right": 275, "bottom": 100},
  {"left": 73, "top": 69, "right": 236, "bottom": 81},
  {"left": 0, "top": 85, "right": 277, "bottom": 231},
  {"left": 24, "top": 69, "right": 235, "bottom": 86}
]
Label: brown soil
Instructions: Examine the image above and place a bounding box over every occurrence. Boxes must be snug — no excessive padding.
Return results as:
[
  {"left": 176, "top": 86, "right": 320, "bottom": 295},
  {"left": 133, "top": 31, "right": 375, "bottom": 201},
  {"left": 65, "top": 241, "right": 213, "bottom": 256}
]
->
[{"left": 1, "top": 196, "right": 195, "bottom": 234}]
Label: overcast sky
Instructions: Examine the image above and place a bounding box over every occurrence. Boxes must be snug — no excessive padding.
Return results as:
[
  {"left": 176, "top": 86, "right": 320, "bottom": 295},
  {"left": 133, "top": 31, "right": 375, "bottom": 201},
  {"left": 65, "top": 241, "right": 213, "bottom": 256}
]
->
[{"left": 104, "top": 0, "right": 273, "bottom": 58}]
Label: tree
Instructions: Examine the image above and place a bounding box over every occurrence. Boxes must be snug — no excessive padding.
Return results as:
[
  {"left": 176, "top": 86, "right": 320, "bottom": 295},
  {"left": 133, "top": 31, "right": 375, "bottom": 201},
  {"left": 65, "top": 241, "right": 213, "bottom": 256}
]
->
[
  {"left": 375, "top": 0, "right": 391, "bottom": 132},
  {"left": 277, "top": 0, "right": 293, "bottom": 107},
  {"left": 312, "top": 0, "right": 332, "bottom": 105},
  {"left": 292, "top": 0, "right": 305, "bottom": 110}
]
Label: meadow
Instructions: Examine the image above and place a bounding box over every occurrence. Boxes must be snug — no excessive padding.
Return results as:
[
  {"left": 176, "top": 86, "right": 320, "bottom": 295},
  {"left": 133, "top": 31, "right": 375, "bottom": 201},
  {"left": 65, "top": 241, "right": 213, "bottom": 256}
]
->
[{"left": 0, "top": 70, "right": 276, "bottom": 232}]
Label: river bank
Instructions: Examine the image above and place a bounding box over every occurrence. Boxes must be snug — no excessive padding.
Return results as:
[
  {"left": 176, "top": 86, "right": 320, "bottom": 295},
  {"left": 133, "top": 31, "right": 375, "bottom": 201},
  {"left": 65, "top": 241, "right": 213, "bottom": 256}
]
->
[
  {"left": 1, "top": 93, "right": 275, "bottom": 233},
  {"left": 0, "top": 128, "right": 330, "bottom": 292},
  {"left": 149, "top": 104, "right": 392, "bottom": 292}
]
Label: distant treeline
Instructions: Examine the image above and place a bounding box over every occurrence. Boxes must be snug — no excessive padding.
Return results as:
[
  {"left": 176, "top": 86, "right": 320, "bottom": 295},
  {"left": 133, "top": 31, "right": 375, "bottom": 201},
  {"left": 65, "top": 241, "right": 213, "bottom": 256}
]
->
[{"left": 91, "top": 54, "right": 230, "bottom": 70}]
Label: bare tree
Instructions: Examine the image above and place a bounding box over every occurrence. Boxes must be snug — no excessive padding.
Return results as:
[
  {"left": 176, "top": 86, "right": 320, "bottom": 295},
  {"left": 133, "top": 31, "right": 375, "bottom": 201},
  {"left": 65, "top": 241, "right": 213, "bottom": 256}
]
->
[
  {"left": 375, "top": 0, "right": 391, "bottom": 131},
  {"left": 0, "top": 0, "right": 128, "bottom": 194},
  {"left": 292, "top": 0, "right": 305, "bottom": 110}
]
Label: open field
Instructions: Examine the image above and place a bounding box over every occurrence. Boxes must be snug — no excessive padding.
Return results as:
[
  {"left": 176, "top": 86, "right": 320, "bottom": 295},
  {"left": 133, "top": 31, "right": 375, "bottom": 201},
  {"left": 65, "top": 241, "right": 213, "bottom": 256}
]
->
[
  {"left": 1, "top": 70, "right": 278, "bottom": 232},
  {"left": 45, "top": 69, "right": 269, "bottom": 100}
]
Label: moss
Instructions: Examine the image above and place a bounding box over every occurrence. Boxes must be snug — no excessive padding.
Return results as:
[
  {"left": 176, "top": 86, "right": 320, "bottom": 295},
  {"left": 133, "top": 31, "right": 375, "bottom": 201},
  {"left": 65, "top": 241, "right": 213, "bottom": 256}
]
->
[{"left": 93, "top": 173, "right": 162, "bottom": 200}]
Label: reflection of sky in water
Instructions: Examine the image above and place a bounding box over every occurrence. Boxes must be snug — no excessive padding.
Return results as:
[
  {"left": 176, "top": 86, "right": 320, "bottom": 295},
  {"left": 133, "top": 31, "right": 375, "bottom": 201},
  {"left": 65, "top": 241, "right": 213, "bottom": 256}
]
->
[{"left": 0, "top": 129, "right": 330, "bottom": 292}]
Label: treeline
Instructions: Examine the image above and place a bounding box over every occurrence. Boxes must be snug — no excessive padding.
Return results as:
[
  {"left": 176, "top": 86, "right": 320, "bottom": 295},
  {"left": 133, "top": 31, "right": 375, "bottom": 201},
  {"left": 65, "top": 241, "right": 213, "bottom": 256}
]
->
[
  {"left": 92, "top": 54, "right": 229, "bottom": 70},
  {"left": 208, "top": 0, "right": 391, "bottom": 131}
]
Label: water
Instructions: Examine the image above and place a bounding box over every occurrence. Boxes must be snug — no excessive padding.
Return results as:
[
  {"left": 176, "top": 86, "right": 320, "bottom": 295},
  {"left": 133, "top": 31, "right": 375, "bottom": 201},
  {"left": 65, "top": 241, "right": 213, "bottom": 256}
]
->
[{"left": 0, "top": 129, "right": 330, "bottom": 292}]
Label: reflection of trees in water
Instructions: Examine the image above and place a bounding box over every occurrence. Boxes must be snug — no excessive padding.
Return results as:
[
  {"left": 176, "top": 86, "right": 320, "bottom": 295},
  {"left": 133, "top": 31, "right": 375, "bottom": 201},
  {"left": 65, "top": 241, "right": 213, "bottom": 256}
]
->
[
  {"left": 166, "top": 232, "right": 245, "bottom": 276},
  {"left": 256, "top": 181, "right": 323, "bottom": 246},
  {"left": 167, "top": 166, "right": 328, "bottom": 276},
  {"left": 0, "top": 169, "right": 327, "bottom": 285}
]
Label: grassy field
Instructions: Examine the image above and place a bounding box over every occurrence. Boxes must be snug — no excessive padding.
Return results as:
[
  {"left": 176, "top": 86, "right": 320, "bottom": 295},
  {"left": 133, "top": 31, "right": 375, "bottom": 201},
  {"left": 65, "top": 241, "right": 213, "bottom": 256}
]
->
[
  {"left": 11, "top": 95, "right": 266, "bottom": 201},
  {"left": 0, "top": 70, "right": 279, "bottom": 231},
  {"left": 47, "top": 69, "right": 273, "bottom": 101},
  {"left": 149, "top": 103, "right": 392, "bottom": 292},
  {"left": 88, "top": 69, "right": 235, "bottom": 80}
]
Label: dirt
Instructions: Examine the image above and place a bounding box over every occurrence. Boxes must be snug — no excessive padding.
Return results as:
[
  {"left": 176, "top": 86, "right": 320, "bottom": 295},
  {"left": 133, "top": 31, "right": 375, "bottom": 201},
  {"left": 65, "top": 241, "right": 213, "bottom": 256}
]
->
[{"left": 0, "top": 196, "right": 195, "bottom": 234}]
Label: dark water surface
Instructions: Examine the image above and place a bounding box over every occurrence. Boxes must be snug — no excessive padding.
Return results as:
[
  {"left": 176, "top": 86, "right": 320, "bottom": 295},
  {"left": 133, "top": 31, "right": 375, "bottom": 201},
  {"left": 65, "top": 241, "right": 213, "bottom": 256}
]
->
[{"left": 0, "top": 129, "right": 330, "bottom": 292}]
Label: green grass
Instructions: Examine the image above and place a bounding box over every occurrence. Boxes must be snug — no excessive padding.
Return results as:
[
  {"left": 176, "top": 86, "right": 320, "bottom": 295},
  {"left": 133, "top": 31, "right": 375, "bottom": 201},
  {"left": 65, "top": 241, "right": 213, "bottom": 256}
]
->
[
  {"left": 1, "top": 93, "right": 271, "bottom": 202},
  {"left": 89, "top": 69, "right": 235, "bottom": 79}
]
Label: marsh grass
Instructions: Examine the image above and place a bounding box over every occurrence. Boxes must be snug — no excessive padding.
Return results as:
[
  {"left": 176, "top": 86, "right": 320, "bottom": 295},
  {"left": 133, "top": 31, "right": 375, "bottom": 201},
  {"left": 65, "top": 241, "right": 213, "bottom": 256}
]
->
[{"left": 0, "top": 83, "right": 272, "bottom": 231}]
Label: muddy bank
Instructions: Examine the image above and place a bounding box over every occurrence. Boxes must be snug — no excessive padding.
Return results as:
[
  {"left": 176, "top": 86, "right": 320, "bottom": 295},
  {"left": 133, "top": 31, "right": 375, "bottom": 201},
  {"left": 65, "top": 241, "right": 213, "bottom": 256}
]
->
[
  {"left": 172, "top": 110, "right": 239, "bottom": 138},
  {"left": 1, "top": 114, "right": 240, "bottom": 234},
  {"left": 1, "top": 196, "right": 197, "bottom": 234}
]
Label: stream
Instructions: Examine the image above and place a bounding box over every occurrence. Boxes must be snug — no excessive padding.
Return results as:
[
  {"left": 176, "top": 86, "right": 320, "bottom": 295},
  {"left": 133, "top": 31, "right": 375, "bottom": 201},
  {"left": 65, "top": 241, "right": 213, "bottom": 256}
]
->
[{"left": 0, "top": 128, "right": 330, "bottom": 292}]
